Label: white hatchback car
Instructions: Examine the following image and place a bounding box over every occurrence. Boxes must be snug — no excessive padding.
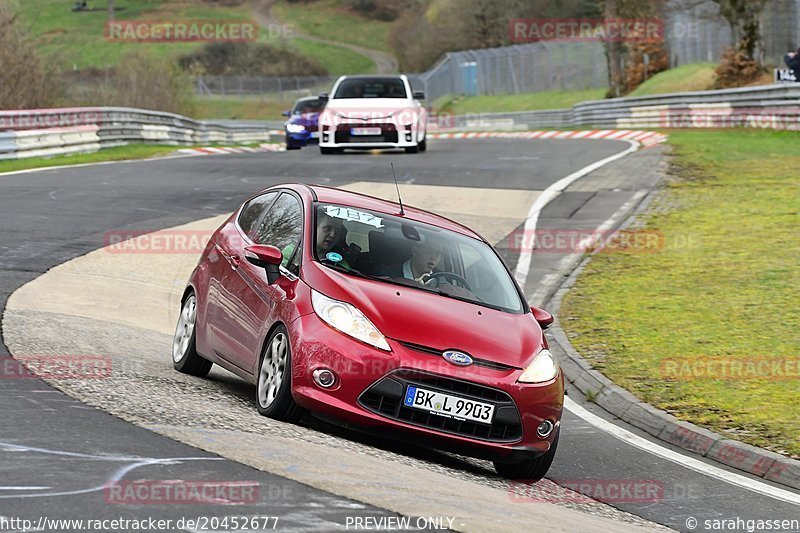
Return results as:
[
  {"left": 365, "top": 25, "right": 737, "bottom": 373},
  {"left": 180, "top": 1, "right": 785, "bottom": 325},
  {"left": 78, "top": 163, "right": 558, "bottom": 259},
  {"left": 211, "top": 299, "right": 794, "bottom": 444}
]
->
[{"left": 318, "top": 75, "right": 428, "bottom": 154}]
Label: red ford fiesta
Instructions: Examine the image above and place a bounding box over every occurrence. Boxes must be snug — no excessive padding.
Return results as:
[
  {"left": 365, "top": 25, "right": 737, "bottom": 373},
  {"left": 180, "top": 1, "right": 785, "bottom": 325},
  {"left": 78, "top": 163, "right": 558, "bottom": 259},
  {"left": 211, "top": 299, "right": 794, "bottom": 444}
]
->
[{"left": 172, "top": 183, "right": 563, "bottom": 480}]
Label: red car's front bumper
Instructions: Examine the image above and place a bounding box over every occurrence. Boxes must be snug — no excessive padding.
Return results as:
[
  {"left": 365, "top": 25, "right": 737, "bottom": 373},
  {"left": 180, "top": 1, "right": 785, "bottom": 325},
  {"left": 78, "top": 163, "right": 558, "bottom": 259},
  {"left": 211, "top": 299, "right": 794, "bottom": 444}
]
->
[{"left": 288, "top": 312, "right": 564, "bottom": 462}]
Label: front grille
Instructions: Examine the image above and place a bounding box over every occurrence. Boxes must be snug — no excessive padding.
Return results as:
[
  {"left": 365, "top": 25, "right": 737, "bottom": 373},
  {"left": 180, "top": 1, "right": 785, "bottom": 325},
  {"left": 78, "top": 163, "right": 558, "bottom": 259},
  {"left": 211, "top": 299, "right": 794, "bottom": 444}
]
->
[
  {"left": 358, "top": 369, "right": 523, "bottom": 442},
  {"left": 335, "top": 123, "right": 398, "bottom": 144},
  {"left": 398, "top": 341, "right": 519, "bottom": 372}
]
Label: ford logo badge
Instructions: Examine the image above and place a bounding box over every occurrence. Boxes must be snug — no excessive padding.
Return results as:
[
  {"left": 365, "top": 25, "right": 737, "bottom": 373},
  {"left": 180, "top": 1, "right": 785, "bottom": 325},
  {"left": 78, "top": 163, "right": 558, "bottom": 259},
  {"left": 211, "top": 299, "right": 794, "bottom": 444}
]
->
[{"left": 442, "top": 350, "right": 473, "bottom": 367}]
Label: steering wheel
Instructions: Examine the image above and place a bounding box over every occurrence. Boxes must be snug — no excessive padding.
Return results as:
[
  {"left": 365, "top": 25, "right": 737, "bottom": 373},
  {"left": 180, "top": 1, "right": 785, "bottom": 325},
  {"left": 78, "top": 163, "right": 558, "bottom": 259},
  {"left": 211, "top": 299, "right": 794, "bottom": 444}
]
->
[{"left": 424, "top": 271, "right": 472, "bottom": 292}]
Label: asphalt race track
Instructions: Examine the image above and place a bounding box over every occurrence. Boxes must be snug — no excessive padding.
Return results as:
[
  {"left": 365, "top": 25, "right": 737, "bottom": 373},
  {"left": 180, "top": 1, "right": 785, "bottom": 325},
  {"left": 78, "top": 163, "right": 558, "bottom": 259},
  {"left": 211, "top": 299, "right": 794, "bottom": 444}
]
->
[{"left": 1, "top": 138, "right": 798, "bottom": 532}]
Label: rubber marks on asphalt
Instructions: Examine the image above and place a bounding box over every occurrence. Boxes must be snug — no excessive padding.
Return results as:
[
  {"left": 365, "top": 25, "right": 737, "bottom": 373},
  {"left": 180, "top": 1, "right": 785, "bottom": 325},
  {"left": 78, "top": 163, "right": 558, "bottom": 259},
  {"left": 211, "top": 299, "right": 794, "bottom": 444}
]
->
[{"left": 431, "top": 130, "right": 668, "bottom": 147}]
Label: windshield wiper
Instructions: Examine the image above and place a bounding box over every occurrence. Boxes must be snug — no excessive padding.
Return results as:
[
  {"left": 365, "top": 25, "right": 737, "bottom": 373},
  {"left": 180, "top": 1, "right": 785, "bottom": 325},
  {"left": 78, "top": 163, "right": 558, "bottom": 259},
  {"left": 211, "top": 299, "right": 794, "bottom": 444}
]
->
[
  {"left": 321, "top": 262, "right": 375, "bottom": 281},
  {"left": 429, "top": 288, "right": 505, "bottom": 312}
]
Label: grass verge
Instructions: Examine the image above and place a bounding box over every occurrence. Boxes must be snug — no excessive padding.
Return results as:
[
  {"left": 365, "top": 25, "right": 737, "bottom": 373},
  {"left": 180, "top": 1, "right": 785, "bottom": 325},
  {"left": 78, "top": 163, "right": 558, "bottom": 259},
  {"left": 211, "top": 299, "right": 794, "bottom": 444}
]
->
[
  {"left": 193, "top": 96, "right": 293, "bottom": 120},
  {"left": 435, "top": 89, "right": 607, "bottom": 114},
  {"left": 628, "top": 62, "right": 717, "bottom": 97},
  {"left": 0, "top": 144, "right": 182, "bottom": 174},
  {"left": 559, "top": 129, "right": 800, "bottom": 458}
]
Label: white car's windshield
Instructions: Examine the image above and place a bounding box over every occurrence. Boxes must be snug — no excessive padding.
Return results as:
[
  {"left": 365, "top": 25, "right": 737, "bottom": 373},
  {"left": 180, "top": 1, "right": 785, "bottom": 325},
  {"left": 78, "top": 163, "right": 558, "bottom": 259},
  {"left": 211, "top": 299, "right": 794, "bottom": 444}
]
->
[
  {"left": 312, "top": 204, "right": 524, "bottom": 313},
  {"left": 333, "top": 78, "right": 407, "bottom": 99}
]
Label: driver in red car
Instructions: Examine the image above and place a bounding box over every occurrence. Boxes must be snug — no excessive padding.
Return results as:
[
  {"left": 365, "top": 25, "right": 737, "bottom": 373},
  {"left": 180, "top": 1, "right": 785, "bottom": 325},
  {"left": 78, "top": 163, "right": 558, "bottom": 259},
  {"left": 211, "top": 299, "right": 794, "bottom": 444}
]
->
[{"left": 383, "top": 239, "right": 443, "bottom": 283}]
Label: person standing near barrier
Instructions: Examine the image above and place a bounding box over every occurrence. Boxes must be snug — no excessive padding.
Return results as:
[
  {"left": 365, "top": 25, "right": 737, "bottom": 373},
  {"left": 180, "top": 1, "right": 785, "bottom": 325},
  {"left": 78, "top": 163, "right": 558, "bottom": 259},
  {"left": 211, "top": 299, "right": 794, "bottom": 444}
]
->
[{"left": 784, "top": 48, "right": 800, "bottom": 80}]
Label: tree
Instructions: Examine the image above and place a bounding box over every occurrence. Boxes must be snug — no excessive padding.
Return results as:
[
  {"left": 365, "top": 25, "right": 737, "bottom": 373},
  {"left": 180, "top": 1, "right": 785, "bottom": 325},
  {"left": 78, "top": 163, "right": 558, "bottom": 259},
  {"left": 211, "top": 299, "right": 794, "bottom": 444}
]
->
[
  {"left": 598, "top": 0, "right": 667, "bottom": 97},
  {"left": 709, "top": 0, "right": 768, "bottom": 63}
]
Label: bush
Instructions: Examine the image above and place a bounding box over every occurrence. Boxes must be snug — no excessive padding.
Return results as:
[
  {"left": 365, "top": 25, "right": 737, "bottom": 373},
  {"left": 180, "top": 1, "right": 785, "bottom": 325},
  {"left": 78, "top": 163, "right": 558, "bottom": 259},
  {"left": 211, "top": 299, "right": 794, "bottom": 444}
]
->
[
  {"left": 345, "top": 0, "right": 400, "bottom": 21},
  {"left": 178, "top": 42, "right": 328, "bottom": 76},
  {"left": 0, "top": 4, "right": 59, "bottom": 109},
  {"left": 67, "top": 50, "right": 196, "bottom": 116},
  {"left": 713, "top": 45, "right": 763, "bottom": 89},
  {"left": 619, "top": 42, "right": 670, "bottom": 95}
]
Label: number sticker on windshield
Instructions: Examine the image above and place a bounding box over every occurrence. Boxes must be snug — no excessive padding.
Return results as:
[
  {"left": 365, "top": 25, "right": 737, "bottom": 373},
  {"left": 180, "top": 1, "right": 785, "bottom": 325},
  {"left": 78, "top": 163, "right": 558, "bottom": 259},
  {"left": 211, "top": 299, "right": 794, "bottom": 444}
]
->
[{"left": 325, "top": 206, "right": 384, "bottom": 228}]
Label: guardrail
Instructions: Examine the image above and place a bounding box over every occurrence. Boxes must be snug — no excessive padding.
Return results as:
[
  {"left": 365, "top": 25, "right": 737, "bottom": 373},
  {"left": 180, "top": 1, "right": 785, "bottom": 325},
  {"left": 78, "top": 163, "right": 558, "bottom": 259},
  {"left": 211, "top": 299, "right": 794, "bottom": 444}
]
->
[
  {"left": 449, "top": 83, "right": 800, "bottom": 132},
  {"left": 0, "top": 107, "right": 280, "bottom": 160},
  {"left": 3, "top": 84, "right": 799, "bottom": 159}
]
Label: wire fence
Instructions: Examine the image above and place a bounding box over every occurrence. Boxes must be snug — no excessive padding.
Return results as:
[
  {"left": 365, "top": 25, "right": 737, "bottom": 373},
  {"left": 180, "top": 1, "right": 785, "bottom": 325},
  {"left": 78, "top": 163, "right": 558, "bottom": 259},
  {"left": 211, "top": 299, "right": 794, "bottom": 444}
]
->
[
  {"left": 417, "top": 42, "right": 608, "bottom": 104},
  {"left": 665, "top": 0, "right": 800, "bottom": 67},
  {"left": 194, "top": 76, "right": 337, "bottom": 101}
]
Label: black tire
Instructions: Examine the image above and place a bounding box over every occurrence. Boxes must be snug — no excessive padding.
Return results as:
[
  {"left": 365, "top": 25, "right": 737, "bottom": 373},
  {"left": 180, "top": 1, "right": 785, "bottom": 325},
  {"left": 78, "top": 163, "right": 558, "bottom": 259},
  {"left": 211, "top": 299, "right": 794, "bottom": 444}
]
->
[
  {"left": 172, "top": 292, "right": 212, "bottom": 377},
  {"left": 418, "top": 138, "right": 427, "bottom": 152},
  {"left": 256, "top": 325, "right": 303, "bottom": 422},
  {"left": 493, "top": 429, "right": 559, "bottom": 481},
  {"left": 285, "top": 139, "right": 301, "bottom": 150},
  {"left": 405, "top": 143, "right": 419, "bottom": 154}
]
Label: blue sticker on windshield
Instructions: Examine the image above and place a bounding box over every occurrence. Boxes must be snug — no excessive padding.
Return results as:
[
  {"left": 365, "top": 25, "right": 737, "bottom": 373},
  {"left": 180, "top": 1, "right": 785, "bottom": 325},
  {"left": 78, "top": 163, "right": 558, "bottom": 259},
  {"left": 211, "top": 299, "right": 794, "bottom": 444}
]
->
[{"left": 326, "top": 252, "right": 343, "bottom": 263}]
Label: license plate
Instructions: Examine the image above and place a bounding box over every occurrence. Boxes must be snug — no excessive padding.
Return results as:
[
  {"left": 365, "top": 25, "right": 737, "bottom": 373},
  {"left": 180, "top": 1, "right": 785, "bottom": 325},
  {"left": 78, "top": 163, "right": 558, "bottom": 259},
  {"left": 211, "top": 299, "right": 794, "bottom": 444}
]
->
[
  {"left": 403, "top": 385, "right": 494, "bottom": 424},
  {"left": 310, "top": 131, "right": 319, "bottom": 138},
  {"left": 351, "top": 127, "right": 382, "bottom": 136}
]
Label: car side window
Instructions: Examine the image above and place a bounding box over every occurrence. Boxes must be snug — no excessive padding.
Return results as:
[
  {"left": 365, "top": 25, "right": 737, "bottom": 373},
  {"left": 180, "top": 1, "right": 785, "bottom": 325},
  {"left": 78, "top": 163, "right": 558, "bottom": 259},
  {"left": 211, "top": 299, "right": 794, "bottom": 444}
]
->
[
  {"left": 255, "top": 193, "right": 303, "bottom": 273},
  {"left": 238, "top": 192, "right": 277, "bottom": 241}
]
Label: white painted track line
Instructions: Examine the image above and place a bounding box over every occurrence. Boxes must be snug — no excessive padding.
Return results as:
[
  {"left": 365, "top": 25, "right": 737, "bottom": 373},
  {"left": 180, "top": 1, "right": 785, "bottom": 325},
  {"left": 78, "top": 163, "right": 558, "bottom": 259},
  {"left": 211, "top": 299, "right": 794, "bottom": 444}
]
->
[
  {"left": 513, "top": 140, "right": 639, "bottom": 286},
  {"left": 565, "top": 398, "right": 800, "bottom": 505}
]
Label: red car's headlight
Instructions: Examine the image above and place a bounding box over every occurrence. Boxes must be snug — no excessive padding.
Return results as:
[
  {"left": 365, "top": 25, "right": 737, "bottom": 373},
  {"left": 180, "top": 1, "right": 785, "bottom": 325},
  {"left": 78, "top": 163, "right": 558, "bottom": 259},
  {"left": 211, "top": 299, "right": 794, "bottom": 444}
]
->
[
  {"left": 311, "top": 289, "right": 391, "bottom": 352},
  {"left": 518, "top": 349, "right": 558, "bottom": 383}
]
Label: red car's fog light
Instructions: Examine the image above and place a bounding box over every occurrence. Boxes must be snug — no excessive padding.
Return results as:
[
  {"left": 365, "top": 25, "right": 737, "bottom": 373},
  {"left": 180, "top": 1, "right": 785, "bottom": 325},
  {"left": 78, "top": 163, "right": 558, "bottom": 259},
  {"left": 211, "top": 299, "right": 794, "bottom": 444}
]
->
[
  {"left": 313, "top": 368, "right": 337, "bottom": 388},
  {"left": 537, "top": 419, "right": 554, "bottom": 437}
]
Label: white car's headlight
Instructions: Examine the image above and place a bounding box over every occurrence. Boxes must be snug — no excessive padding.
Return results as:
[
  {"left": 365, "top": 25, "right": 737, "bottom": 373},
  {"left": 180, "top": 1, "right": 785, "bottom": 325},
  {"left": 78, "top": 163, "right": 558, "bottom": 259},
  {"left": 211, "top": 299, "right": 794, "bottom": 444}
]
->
[
  {"left": 286, "top": 124, "right": 306, "bottom": 133},
  {"left": 311, "top": 289, "right": 391, "bottom": 351},
  {"left": 392, "top": 109, "right": 416, "bottom": 126},
  {"left": 518, "top": 349, "right": 558, "bottom": 384}
]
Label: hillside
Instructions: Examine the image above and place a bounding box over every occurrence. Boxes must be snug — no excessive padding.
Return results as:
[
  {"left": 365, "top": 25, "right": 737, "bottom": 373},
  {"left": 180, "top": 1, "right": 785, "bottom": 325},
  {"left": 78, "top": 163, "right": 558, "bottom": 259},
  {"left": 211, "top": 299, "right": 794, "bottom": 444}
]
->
[{"left": 15, "top": 0, "right": 376, "bottom": 75}]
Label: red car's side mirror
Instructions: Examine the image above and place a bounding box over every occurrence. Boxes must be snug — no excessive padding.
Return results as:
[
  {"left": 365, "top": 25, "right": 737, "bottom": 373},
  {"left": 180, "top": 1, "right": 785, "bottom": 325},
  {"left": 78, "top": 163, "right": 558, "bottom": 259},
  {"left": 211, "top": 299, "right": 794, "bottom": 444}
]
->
[
  {"left": 245, "top": 245, "right": 282, "bottom": 284},
  {"left": 532, "top": 307, "right": 554, "bottom": 330}
]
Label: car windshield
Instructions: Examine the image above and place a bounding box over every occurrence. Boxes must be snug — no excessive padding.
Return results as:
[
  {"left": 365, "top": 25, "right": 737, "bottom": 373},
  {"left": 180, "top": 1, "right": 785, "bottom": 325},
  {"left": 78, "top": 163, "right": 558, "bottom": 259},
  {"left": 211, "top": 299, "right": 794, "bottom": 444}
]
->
[
  {"left": 333, "top": 78, "right": 407, "bottom": 99},
  {"left": 293, "top": 99, "right": 324, "bottom": 114},
  {"left": 313, "top": 204, "right": 524, "bottom": 313}
]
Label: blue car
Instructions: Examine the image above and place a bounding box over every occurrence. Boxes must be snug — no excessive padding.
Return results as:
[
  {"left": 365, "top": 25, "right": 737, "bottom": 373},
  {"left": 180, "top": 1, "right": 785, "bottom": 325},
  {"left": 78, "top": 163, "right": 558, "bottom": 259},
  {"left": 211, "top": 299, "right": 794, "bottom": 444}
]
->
[{"left": 283, "top": 97, "right": 325, "bottom": 150}]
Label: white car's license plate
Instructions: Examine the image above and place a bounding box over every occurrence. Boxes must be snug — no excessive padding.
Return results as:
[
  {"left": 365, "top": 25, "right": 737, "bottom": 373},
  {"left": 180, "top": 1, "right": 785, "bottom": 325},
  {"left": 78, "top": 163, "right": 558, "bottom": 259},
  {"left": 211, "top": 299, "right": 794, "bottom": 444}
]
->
[
  {"left": 403, "top": 385, "right": 494, "bottom": 424},
  {"left": 351, "top": 127, "right": 382, "bottom": 136}
]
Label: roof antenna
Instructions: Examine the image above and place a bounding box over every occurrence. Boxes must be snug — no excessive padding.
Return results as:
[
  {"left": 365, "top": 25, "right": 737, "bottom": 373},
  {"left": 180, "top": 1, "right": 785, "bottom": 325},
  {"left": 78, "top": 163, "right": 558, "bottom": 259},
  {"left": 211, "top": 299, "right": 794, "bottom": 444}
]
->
[{"left": 390, "top": 162, "right": 405, "bottom": 216}]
